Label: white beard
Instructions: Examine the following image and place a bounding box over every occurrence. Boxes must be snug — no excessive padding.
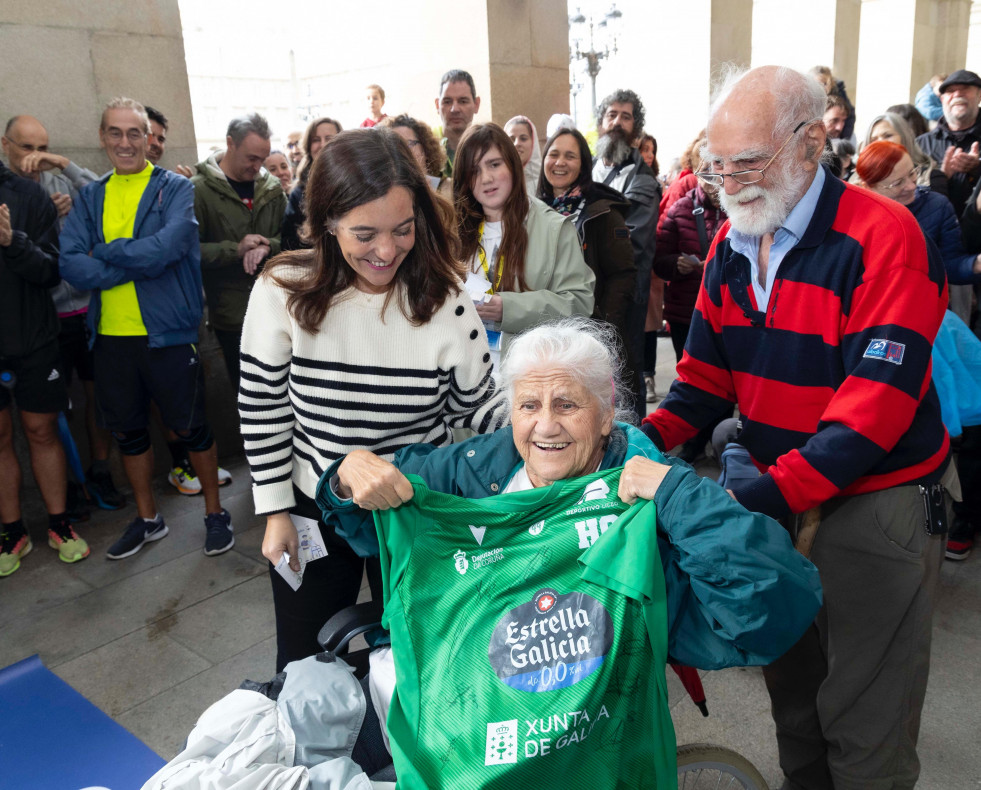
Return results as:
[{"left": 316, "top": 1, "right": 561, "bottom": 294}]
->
[
  {"left": 719, "top": 165, "right": 810, "bottom": 237},
  {"left": 595, "top": 132, "right": 633, "bottom": 166}
]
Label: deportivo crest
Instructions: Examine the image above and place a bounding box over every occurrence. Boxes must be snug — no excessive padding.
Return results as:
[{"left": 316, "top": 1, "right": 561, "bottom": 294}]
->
[{"left": 863, "top": 339, "right": 905, "bottom": 365}]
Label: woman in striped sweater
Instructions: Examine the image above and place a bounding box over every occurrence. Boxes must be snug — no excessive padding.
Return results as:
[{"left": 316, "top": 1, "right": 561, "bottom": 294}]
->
[{"left": 240, "top": 128, "right": 508, "bottom": 671}]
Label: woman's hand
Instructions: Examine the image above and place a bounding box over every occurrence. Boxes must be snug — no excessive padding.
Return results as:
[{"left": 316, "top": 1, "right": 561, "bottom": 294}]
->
[
  {"left": 475, "top": 294, "right": 504, "bottom": 323},
  {"left": 617, "top": 456, "right": 672, "bottom": 504},
  {"left": 262, "top": 511, "right": 299, "bottom": 570},
  {"left": 337, "top": 449, "right": 415, "bottom": 510}
]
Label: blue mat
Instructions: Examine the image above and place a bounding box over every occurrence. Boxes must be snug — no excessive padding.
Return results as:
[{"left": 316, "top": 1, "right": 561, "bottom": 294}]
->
[{"left": 0, "top": 655, "right": 165, "bottom": 789}]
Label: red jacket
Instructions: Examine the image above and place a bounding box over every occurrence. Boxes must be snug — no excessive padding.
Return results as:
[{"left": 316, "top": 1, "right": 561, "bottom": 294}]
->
[
  {"left": 653, "top": 185, "right": 727, "bottom": 326},
  {"left": 644, "top": 170, "right": 949, "bottom": 519}
]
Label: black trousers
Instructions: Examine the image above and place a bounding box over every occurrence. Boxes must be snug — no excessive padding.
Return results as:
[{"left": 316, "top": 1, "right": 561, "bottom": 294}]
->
[
  {"left": 213, "top": 327, "right": 242, "bottom": 393},
  {"left": 268, "top": 486, "right": 382, "bottom": 672}
]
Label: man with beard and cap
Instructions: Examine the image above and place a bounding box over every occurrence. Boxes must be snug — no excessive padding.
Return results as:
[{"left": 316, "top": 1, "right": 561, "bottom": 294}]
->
[
  {"left": 643, "top": 65, "right": 953, "bottom": 790},
  {"left": 917, "top": 69, "right": 981, "bottom": 215},
  {"left": 591, "top": 88, "right": 659, "bottom": 421}
]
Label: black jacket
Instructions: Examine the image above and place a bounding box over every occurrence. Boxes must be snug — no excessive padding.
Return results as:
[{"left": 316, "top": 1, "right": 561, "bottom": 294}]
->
[
  {"left": 0, "top": 161, "right": 60, "bottom": 357},
  {"left": 576, "top": 182, "right": 636, "bottom": 333},
  {"left": 917, "top": 115, "right": 981, "bottom": 215}
]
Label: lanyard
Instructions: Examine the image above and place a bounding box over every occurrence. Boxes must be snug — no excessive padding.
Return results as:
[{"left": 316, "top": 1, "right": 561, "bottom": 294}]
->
[{"left": 477, "top": 221, "right": 504, "bottom": 294}]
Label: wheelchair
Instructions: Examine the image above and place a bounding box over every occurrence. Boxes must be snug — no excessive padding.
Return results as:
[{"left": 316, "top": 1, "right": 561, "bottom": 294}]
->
[{"left": 316, "top": 602, "right": 769, "bottom": 789}]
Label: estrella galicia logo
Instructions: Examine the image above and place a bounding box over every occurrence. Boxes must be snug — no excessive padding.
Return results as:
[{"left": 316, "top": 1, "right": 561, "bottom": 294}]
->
[
  {"left": 488, "top": 589, "right": 613, "bottom": 693},
  {"left": 863, "top": 338, "right": 905, "bottom": 365}
]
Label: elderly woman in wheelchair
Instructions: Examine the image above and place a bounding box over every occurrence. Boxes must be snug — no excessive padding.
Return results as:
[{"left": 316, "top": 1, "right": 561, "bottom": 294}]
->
[{"left": 304, "top": 318, "right": 822, "bottom": 789}]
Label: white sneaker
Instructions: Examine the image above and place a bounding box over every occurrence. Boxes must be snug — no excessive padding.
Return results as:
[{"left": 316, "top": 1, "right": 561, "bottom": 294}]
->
[
  {"left": 645, "top": 376, "right": 658, "bottom": 402},
  {"left": 168, "top": 466, "right": 202, "bottom": 495},
  {"left": 217, "top": 467, "right": 233, "bottom": 487}
]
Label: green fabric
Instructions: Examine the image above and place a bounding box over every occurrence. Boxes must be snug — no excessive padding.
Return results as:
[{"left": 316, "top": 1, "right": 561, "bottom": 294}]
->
[
  {"left": 375, "top": 467, "right": 676, "bottom": 789},
  {"left": 190, "top": 153, "right": 287, "bottom": 331}
]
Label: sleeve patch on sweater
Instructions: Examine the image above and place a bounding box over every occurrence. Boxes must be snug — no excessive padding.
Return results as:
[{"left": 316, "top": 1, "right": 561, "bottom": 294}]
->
[{"left": 863, "top": 339, "right": 905, "bottom": 365}]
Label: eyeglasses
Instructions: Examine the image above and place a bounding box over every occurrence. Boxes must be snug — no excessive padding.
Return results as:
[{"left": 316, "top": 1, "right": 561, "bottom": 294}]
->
[
  {"left": 695, "top": 120, "right": 811, "bottom": 188},
  {"left": 104, "top": 128, "right": 146, "bottom": 144},
  {"left": 4, "top": 138, "right": 48, "bottom": 153},
  {"left": 879, "top": 164, "right": 926, "bottom": 191}
]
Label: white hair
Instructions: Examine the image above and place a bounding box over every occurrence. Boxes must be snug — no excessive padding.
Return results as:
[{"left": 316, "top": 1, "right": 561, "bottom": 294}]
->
[
  {"left": 709, "top": 64, "right": 827, "bottom": 143},
  {"left": 500, "top": 317, "right": 635, "bottom": 423}
]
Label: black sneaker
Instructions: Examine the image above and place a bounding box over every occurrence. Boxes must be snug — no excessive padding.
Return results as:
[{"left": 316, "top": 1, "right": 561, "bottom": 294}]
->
[
  {"left": 86, "top": 468, "right": 126, "bottom": 510},
  {"left": 204, "top": 509, "right": 234, "bottom": 556},
  {"left": 66, "top": 481, "right": 91, "bottom": 522},
  {"left": 106, "top": 515, "right": 169, "bottom": 560}
]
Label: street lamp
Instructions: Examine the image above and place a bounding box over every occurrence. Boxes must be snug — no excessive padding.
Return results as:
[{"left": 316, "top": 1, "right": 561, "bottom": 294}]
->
[{"left": 569, "top": 4, "right": 623, "bottom": 124}]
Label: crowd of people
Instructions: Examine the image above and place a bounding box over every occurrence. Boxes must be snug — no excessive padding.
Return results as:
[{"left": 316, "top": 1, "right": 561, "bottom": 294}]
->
[{"left": 3, "top": 60, "right": 981, "bottom": 789}]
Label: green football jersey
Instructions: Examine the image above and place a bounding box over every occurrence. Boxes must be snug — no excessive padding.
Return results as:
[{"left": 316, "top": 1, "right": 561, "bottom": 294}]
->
[{"left": 375, "top": 467, "right": 677, "bottom": 789}]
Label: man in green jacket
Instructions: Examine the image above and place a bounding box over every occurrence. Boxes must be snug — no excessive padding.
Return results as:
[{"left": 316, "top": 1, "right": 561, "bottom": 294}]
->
[{"left": 191, "top": 113, "right": 286, "bottom": 389}]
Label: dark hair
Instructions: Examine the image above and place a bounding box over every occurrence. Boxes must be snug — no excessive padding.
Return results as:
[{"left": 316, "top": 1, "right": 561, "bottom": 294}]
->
[
  {"left": 453, "top": 123, "right": 529, "bottom": 294},
  {"left": 639, "top": 133, "right": 659, "bottom": 177},
  {"left": 264, "top": 129, "right": 464, "bottom": 331},
  {"left": 825, "top": 94, "right": 848, "bottom": 113},
  {"left": 144, "top": 106, "right": 168, "bottom": 131},
  {"left": 536, "top": 127, "right": 594, "bottom": 201},
  {"left": 379, "top": 114, "right": 445, "bottom": 178},
  {"left": 597, "top": 88, "right": 646, "bottom": 136},
  {"left": 296, "top": 116, "right": 343, "bottom": 183},
  {"left": 439, "top": 69, "right": 477, "bottom": 101},
  {"left": 227, "top": 112, "right": 271, "bottom": 144},
  {"left": 886, "top": 103, "right": 929, "bottom": 138}
]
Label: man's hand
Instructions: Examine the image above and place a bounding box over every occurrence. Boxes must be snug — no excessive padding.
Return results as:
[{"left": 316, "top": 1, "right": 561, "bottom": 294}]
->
[
  {"left": 942, "top": 142, "right": 981, "bottom": 177},
  {"left": 0, "top": 204, "right": 12, "bottom": 247},
  {"left": 174, "top": 164, "right": 194, "bottom": 178},
  {"left": 242, "top": 244, "right": 270, "bottom": 275},
  {"left": 336, "top": 449, "right": 414, "bottom": 510},
  {"left": 51, "top": 192, "right": 72, "bottom": 218},
  {"left": 19, "top": 150, "right": 69, "bottom": 175},
  {"left": 475, "top": 294, "right": 504, "bottom": 323},
  {"left": 617, "top": 456, "right": 672, "bottom": 504},
  {"left": 237, "top": 233, "right": 270, "bottom": 258}
]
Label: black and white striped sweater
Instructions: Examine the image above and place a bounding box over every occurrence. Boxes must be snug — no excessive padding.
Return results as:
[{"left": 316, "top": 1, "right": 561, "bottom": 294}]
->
[{"left": 239, "top": 275, "right": 508, "bottom": 514}]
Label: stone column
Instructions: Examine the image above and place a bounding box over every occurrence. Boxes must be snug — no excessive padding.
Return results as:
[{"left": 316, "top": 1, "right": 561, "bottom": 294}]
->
[
  {"left": 856, "top": 0, "right": 971, "bottom": 139},
  {"left": 0, "top": 0, "right": 196, "bottom": 173}
]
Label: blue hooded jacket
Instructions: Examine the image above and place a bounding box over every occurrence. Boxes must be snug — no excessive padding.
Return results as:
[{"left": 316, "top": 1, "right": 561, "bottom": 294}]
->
[
  {"left": 315, "top": 423, "right": 823, "bottom": 670},
  {"left": 59, "top": 165, "right": 203, "bottom": 348}
]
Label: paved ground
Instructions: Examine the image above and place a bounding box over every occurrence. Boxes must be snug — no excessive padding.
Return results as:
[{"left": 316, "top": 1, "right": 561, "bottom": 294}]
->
[{"left": 2, "top": 338, "right": 980, "bottom": 788}]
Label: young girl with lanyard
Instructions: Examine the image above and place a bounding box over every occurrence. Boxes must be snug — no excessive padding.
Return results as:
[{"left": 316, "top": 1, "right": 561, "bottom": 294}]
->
[{"left": 452, "top": 123, "right": 595, "bottom": 370}]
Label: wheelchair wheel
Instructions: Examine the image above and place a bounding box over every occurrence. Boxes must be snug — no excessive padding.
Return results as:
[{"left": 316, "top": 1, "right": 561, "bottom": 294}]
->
[{"left": 676, "top": 742, "right": 768, "bottom": 789}]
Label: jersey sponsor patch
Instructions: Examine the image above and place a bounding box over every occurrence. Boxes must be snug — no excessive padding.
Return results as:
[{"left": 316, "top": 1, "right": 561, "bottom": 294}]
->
[
  {"left": 575, "top": 478, "right": 611, "bottom": 505},
  {"left": 863, "top": 339, "right": 905, "bottom": 365},
  {"left": 453, "top": 549, "right": 469, "bottom": 575},
  {"left": 488, "top": 589, "right": 613, "bottom": 693}
]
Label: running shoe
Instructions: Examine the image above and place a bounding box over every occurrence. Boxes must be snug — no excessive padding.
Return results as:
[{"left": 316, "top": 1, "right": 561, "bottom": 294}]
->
[
  {"left": 168, "top": 465, "right": 202, "bottom": 495},
  {"left": 48, "top": 518, "right": 90, "bottom": 563},
  {"left": 218, "top": 467, "right": 233, "bottom": 487},
  {"left": 945, "top": 537, "right": 973, "bottom": 561},
  {"left": 204, "top": 509, "right": 234, "bottom": 556},
  {"left": 86, "top": 467, "right": 126, "bottom": 510},
  {"left": 0, "top": 525, "right": 32, "bottom": 577},
  {"left": 106, "top": 515, "right": 169, "bottom": 560}
]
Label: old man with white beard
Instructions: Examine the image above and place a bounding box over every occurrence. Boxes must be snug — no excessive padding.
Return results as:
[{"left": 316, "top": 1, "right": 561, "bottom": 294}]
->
[{"left": 642, "top": 65, "right": 954, "bottom": 790}]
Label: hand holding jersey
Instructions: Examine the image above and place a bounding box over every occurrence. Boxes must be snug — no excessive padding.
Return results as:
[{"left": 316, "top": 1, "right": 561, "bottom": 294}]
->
[{"left": 337, "top": 449, "right": 415, "bottom": 510}]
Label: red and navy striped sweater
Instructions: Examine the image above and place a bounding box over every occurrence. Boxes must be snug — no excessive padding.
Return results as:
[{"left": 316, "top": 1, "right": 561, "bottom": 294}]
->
[{"left": 644, "top": 170, "right": 950, "bottom": 519}]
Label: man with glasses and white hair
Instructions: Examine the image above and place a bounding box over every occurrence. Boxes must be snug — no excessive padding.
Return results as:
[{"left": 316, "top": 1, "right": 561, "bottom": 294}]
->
[
  {"left": 642, "top": 65, "right": 953, "bottom": 790},
  {"left": 60, "top": 97, "right": 234, "bottom": 560}
]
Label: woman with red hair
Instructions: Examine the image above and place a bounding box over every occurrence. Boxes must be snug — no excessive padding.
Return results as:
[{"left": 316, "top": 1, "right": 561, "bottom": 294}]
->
[{"left": 856, "top": 140, "right": 980, "bottom": 287}]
